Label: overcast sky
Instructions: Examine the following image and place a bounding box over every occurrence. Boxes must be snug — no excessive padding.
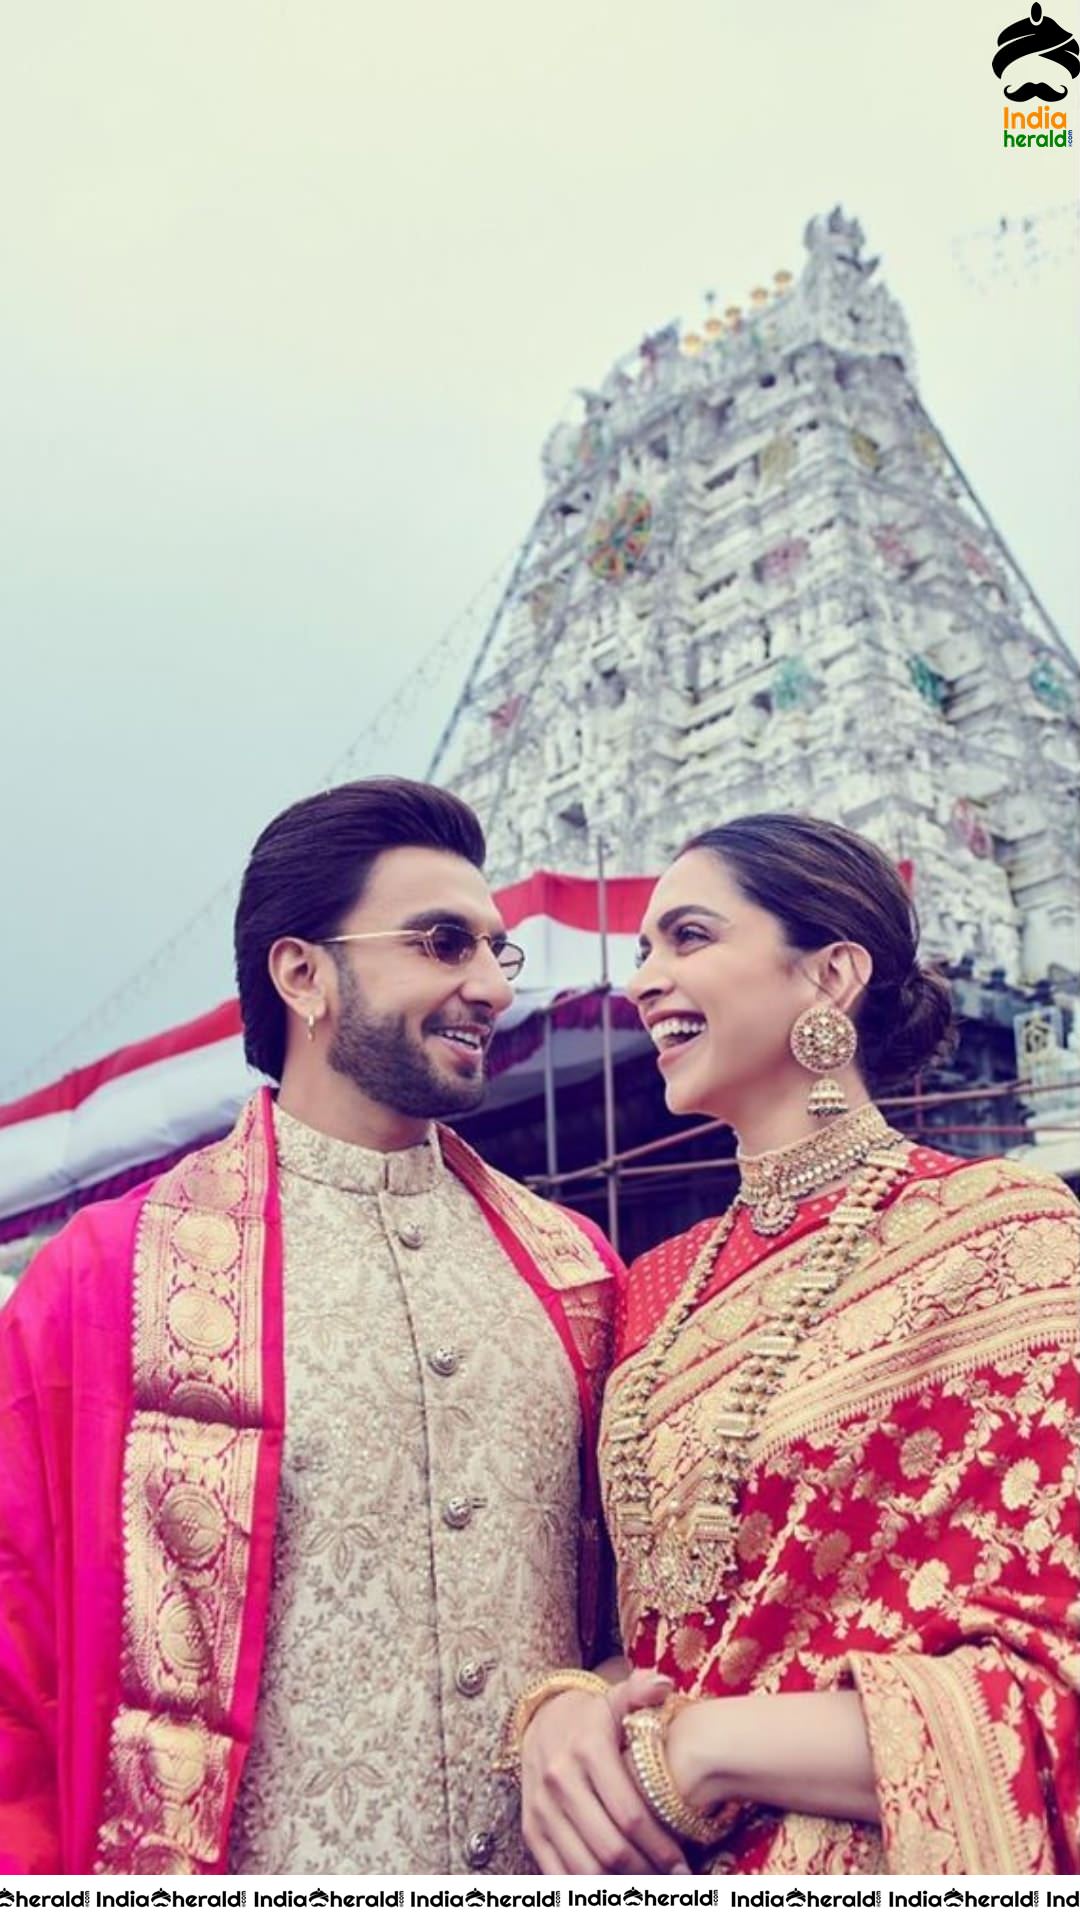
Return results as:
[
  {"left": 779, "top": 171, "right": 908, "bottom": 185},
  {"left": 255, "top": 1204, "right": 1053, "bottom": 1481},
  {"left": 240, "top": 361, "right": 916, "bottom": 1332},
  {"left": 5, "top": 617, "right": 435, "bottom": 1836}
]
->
[{"left": 3, "top": 0, "right": 1078, "bottom": 1095}]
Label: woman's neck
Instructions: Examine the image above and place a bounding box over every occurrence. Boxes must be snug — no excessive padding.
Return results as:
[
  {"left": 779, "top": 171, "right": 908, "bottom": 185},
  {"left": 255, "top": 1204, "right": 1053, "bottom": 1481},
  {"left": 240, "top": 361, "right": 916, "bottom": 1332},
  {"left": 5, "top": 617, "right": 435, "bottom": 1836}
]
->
[{"left": 725, "top": 1069, "right": 871, "bottom": 1158}]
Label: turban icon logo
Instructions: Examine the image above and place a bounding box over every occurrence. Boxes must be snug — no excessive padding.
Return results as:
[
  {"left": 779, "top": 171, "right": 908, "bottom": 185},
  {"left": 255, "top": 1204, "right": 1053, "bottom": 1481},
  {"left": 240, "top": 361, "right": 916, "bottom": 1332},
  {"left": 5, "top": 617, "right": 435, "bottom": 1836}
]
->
[{"left": 993, "top": 2, "right": 1080, "bottom": 100}]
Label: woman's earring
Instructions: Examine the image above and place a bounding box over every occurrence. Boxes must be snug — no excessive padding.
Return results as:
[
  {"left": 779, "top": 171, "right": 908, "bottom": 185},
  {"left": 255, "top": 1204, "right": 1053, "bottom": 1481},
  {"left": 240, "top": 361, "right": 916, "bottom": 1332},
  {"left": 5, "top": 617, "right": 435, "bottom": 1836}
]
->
[{"left": 789, "top": 1005, "right": 857, "bottom": 1116}]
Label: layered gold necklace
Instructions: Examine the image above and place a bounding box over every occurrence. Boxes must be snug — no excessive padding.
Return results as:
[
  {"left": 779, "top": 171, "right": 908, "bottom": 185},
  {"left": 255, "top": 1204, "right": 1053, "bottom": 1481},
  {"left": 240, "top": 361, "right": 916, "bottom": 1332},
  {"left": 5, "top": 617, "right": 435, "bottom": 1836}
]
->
[
  {"left": 605, "top": 1106, "right": 909, "bottom": 1618},
  {"left": 738, "top": 1102, "right": 899, "bottom": 1235}
]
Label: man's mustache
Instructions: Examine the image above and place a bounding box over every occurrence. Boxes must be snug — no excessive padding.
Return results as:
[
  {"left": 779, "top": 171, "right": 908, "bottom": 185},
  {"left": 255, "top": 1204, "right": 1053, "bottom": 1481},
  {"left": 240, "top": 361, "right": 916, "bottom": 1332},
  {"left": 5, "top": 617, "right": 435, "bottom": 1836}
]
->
[{"left": 1004, "top": 78, "right": 1069, "bottom": 98}]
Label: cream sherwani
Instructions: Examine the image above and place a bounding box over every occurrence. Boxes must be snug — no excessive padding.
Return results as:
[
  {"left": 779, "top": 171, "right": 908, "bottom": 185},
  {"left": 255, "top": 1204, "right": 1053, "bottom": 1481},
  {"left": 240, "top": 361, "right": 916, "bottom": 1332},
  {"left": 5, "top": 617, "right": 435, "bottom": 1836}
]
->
[{"left": 229, "top": 1107, "right": 582, "bottom": 1874}]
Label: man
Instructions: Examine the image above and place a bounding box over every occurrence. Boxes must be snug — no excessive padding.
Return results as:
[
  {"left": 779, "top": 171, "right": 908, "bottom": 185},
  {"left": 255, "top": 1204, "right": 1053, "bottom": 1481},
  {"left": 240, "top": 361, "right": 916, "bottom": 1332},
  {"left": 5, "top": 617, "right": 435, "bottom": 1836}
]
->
[{"left": 0, "top": 778, "right": 657, "bottom": 1875}]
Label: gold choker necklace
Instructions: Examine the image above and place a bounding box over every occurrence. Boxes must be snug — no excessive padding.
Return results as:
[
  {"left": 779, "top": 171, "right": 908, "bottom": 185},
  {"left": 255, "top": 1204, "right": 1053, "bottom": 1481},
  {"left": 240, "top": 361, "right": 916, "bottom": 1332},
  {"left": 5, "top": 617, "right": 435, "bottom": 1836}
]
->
[{"left": 736, "top": 1103, "right": 897, "bottom": 1235}]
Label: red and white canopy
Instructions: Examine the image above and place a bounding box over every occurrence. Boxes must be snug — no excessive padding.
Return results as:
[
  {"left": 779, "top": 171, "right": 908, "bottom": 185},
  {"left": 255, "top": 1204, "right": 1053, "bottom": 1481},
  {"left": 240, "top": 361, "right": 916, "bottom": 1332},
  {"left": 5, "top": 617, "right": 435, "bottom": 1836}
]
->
[{"left": 0, "top": 871, "right": 656, "bottom": 1243}]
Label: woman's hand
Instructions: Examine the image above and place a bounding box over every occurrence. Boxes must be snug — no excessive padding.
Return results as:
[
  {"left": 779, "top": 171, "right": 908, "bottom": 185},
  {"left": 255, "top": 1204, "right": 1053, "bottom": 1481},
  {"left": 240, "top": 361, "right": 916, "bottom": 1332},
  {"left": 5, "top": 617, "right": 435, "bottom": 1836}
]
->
[{"left": 521, "top": 1669, "right": 691, "bottom": 1875}]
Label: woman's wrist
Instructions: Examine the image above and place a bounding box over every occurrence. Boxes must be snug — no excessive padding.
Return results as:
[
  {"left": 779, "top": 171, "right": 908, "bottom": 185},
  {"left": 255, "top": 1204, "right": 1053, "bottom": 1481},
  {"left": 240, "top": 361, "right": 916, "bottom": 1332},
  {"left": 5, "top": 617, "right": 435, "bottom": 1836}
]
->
[
  {"left": 665, "top": 1698, "right": 736, "bottom": 1810},
  {"left": 663, "top": 1690, "right": 880, "bottom": 1827},
  {"left": 622, "top": 1696, "right": 743, "bottom": 1847}
]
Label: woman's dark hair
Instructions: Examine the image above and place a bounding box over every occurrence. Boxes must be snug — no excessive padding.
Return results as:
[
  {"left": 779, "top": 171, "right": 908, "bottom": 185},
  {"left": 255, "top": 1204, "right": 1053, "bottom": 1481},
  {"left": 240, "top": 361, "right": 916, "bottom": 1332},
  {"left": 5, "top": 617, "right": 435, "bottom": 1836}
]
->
[
  {"left": 235, "top": 777, "right": 486, "bottom": 1082},
  {"left": 681, "top": 813, "right": 955, "bottom": 1088}
]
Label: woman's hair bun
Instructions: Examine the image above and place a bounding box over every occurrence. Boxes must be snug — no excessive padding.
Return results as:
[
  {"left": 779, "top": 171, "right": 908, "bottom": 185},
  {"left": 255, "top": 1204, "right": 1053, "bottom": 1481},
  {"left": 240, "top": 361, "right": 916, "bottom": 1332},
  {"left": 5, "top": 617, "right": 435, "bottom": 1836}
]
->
[{"left": 862, "top": 964, "right": 956, "bottom": 1087}]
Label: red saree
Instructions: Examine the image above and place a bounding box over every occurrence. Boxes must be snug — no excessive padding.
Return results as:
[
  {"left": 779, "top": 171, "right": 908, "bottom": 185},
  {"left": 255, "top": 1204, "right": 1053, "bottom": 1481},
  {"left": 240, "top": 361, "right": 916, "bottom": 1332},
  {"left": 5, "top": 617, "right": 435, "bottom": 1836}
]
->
[
  {"left": 0, "top": 1091, "right": 617, "bottom": 1873},
  {"left": 601, "top": 1145, "right": 1080, "bottom": 1873}
]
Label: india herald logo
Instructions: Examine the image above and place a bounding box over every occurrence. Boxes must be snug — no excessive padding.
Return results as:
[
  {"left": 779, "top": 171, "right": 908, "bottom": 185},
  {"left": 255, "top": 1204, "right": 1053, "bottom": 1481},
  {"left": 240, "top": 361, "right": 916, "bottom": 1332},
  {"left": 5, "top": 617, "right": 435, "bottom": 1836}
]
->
[{"left": 993, "top": 2, "right": 1080, "bottom": 99}]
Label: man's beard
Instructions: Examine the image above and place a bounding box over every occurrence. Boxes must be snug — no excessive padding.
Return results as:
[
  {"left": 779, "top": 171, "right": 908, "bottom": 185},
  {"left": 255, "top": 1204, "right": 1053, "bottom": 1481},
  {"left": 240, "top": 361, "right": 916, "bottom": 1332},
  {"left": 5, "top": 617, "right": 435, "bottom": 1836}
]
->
[{"left": 327, "top": 973, "right": 488, "bottom": 1119}]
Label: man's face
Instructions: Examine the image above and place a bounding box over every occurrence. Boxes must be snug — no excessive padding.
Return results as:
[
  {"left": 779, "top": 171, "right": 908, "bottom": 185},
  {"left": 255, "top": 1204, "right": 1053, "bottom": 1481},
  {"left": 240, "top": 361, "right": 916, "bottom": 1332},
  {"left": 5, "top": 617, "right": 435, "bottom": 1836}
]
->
[{"left": 324, "top": 846, "right": 515, "bottom": 1120}]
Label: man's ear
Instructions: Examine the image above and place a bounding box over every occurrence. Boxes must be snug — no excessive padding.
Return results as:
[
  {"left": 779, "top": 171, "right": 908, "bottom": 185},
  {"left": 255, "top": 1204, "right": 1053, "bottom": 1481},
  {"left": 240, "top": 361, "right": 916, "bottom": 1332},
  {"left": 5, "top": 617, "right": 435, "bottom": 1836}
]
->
[{"left": 268, "top": 936, "right": 328, "bottom": 1022}]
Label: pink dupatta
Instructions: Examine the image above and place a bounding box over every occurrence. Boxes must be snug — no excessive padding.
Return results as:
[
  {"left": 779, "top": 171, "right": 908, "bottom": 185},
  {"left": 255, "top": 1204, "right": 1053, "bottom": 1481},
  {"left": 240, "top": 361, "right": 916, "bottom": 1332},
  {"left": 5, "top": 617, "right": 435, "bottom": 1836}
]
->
[{"left": 0, "top": 1091, "right": 616, "bottom": 1872}]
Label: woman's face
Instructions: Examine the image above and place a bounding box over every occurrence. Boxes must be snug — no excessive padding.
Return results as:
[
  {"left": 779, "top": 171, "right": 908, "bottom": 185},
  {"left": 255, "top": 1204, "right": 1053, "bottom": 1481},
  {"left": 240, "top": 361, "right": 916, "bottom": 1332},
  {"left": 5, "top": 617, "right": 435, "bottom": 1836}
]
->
[{"left": 627, "top": 849, "right": 821, "bottom": 1119}]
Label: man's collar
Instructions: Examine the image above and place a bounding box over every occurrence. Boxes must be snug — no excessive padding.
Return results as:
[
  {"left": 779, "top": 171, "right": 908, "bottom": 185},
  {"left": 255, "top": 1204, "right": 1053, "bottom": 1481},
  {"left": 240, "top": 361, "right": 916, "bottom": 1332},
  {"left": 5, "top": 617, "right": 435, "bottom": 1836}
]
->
[{"left": 272, "top": 1102, "right": 442, "bottom": 1197}]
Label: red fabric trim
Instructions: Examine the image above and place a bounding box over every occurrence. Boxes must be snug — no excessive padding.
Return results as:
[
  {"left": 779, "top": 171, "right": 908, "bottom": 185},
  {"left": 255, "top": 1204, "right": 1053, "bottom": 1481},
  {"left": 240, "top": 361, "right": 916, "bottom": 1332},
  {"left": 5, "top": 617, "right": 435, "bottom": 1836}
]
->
[
  {"left": 0, "top": 874, "right": 652, "bottom": 1131},
  {"left": 0, "top": 1002, "right": 242, "bottom": 1129},
  {"left": 493, "top": 870, "right": 654, "bottom": 936},
  {"left": 5, "top": 862, "right": 916, "bottom": 1136}
]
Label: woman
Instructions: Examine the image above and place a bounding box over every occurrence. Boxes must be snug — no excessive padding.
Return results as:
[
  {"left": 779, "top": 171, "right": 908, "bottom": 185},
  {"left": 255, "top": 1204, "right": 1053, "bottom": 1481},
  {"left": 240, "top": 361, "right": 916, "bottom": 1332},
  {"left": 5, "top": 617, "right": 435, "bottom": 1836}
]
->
[{"left": 508, "top": 815, "right": 1079, "bottom": 1875}]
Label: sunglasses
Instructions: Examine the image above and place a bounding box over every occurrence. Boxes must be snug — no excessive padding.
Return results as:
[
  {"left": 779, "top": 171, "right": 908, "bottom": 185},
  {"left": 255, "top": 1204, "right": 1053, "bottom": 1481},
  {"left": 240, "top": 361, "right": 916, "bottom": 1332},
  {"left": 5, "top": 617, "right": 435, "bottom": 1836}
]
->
[{"left": 322, "top": 924, "right": 525, "bottom": 980}]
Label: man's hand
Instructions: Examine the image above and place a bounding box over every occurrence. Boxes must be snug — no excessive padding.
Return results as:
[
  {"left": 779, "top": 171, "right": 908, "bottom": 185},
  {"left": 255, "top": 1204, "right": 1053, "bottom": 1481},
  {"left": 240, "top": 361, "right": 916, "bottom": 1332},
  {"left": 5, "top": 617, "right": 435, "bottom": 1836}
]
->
[{"left": 520, "top": 1668, "right": 690, "bottom": 1875}]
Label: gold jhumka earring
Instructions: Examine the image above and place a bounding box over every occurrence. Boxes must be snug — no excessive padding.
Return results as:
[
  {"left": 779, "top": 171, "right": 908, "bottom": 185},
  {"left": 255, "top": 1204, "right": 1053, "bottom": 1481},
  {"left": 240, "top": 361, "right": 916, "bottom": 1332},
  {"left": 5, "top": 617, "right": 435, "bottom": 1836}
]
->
[{"left": 789, "top": 1003, "right": 857, "bottom": 1116}]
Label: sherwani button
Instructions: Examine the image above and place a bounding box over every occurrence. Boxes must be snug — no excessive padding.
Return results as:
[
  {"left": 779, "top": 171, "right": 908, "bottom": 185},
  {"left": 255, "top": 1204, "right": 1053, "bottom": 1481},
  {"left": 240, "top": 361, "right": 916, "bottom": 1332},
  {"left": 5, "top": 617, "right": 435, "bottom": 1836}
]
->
[
  {"left": 428, "top": 1347, "right": 459, "bottom": 1377},
  {"left": 398, "top": 1222, "right": 424, "bottom": 1248},
  {"left": 464, "top": 1829, "right": 495, "bottom": 1869},
  {"left": 455, "top": 1659, "right": 487, "bottom": 1697},
  {"left": 442, "top": 1497, "right": 474, "bottom": 1529}
]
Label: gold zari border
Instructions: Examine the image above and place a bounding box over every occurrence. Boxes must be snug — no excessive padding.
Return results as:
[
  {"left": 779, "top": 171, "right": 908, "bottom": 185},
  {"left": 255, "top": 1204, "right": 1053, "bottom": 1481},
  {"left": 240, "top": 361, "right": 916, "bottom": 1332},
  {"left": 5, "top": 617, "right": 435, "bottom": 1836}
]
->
[
  {"left": 851, "top": 1645, "right": 1044, "bottom": 1873},
  {"left": 95, "top": 1099, "right": 270, "bottom": 1873}
]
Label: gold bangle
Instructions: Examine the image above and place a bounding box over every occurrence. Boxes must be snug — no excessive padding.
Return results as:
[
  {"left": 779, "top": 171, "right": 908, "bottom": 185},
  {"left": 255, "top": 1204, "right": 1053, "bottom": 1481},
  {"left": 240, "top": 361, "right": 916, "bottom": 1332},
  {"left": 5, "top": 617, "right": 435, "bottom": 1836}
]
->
[
  {"left": 623, "top": 1700, "right": 741, "bottom": 1849},
  {"left": 495, "top": 1668, "right": 612, "bottom": 1784}
]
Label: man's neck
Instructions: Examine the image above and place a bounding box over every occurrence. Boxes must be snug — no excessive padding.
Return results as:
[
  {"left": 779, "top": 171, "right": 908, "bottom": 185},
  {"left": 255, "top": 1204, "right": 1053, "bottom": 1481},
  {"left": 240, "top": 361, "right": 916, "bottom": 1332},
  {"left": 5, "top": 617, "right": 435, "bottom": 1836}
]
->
[{"left": 276, "top": 1065, "right": 429, "bottom": 1153}]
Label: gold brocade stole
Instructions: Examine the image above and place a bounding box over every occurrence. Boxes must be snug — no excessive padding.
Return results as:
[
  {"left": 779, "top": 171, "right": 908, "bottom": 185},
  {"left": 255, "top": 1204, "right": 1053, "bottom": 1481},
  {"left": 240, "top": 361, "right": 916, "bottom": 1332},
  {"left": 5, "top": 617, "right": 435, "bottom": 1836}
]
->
[
  {"left": 438, "top": 1126, "right": 614, "bottom": 1405},
  {"left": 94, "top": 1097, "right": 275, "bottom": 1874}
]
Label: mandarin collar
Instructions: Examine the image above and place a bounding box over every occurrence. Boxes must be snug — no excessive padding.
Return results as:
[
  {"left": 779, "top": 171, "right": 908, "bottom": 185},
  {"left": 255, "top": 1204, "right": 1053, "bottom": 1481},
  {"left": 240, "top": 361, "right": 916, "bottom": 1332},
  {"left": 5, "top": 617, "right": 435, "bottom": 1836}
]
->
[{"left": 273, "top": 1102, "right": 442, "bottom": 1197}]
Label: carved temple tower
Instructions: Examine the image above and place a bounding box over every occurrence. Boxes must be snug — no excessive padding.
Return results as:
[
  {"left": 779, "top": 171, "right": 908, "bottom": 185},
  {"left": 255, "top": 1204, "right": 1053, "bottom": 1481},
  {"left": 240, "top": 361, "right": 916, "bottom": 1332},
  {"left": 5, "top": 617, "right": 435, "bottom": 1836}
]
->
[{"left": 430, "top": 208, "right": 1079, "bottom": 985}]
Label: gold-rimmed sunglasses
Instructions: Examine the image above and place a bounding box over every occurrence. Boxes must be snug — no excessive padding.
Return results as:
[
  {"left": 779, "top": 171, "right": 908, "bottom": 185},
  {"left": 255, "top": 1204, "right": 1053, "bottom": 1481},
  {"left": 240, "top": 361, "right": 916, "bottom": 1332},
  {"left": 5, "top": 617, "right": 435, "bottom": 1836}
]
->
[{"left": 321, "top": 924, "right": 525, "bottom": 980}]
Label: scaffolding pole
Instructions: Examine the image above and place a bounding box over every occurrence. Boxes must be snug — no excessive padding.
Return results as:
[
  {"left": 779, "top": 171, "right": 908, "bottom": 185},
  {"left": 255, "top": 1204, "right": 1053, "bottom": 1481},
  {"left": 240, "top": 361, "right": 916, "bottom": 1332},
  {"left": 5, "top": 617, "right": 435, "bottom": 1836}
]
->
[
  {"left": 542, "top": 1007, "right": 559, "bottom": 1182},
  {"left": 596, "top": 837, "right": 620, "bottom": 1253}
]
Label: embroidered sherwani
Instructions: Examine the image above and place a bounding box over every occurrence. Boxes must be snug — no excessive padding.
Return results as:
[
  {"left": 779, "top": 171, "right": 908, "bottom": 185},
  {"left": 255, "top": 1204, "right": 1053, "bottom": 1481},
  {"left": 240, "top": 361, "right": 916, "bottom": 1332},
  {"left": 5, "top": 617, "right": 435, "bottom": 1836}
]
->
[
  {"left": 229, "top": 1109, "right": 583, "bottom": 1873},
  {"left": 0, "top": 1092, "right": 617, "bottom": 1874},
  {"left": 602, "top": 1147, "right": 1080, "bottom": 1874}
]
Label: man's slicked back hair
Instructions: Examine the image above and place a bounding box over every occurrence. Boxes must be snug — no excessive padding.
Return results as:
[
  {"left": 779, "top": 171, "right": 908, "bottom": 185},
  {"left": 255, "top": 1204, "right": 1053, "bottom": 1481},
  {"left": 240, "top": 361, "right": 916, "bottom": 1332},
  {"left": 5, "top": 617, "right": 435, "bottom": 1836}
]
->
[{"left": 234, "top": 777, "right": 486, "bottom": 1083}]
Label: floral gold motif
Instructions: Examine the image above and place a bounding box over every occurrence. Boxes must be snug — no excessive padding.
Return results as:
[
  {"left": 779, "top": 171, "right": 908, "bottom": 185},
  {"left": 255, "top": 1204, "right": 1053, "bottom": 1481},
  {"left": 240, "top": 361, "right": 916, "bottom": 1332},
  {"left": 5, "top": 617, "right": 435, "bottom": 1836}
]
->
[
  {"left": 167, "top": 1288, "right": 238, "bottom": 1355},
  {"left": 157, "top": 1487, "right": 228, "bottom": 1567},
  {"left": 171, "top": 1211, "right": 242, "bottom": 1272},
  {"left": 1001, "top": 1459, "right": 1040, "bottom": 1511}
]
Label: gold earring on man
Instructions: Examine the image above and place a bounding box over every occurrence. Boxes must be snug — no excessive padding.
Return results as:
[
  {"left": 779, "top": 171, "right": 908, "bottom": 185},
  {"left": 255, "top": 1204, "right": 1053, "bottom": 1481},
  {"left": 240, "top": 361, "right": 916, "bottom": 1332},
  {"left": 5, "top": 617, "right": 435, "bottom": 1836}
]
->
[
  {"left": 306, "top": 1009, "right": 319, "bottom": 1043},
  {"left": 789, "top": 1004, "right": 858, "bottom": 1116}
]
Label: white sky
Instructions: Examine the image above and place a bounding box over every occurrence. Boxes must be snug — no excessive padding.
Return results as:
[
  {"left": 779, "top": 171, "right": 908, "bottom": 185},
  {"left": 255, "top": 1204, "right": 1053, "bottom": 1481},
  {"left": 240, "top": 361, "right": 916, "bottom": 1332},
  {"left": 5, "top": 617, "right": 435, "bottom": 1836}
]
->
[{"left": 3, "top": 0, "right": 1078, "bottom": 1093}]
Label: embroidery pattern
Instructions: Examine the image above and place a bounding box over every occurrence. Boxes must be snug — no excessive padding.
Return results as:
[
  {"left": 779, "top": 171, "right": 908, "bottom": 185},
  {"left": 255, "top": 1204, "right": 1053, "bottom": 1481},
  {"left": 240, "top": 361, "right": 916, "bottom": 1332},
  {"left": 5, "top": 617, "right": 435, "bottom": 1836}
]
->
[{"left": 229, "top": 1113, "right": 582, "bottom": 1872}]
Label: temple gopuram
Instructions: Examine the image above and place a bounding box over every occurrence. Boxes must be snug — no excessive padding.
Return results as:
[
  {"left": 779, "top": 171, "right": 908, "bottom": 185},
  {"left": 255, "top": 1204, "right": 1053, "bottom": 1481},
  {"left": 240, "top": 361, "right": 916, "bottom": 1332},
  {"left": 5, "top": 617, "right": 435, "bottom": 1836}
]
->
[{"left": 431, "top": 207, "right": 1079, "bottom": 987}]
